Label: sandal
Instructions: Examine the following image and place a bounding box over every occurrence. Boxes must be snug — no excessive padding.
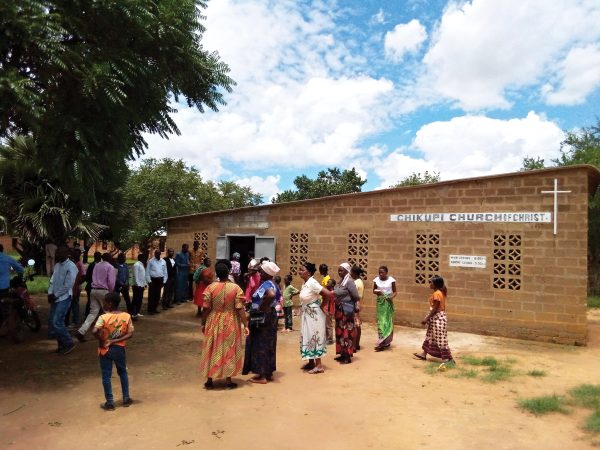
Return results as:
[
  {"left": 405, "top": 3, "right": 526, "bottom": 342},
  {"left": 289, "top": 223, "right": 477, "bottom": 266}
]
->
[
  {"left": 307, "top": 367, "right": 324, "bottom": 374},
  {"left": 225, "top": 382, "right": 238, "bottom": 389},
  {"left": 249, "top": 377, "right": 267, "bottom": 384},
  {"left": 204, "top": 380, "right": 214, "bottom": 390},
  {"left": 412, "top": 353, "right": 427, "bottom": 361}
]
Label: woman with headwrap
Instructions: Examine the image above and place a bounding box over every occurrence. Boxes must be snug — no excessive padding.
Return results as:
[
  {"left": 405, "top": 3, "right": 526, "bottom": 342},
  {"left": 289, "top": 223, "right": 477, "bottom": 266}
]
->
[
  {"left": 333, "top": 262, "right": 359, "bottom": 364},
  {"left": 373, "top": 265, "right": 397, "bottom": 351},
  {"left": 298, "top": 262, "right": 333, "bottom": 374},
  {"left": 242, "top": 261, "right": 281, "bottom": 384}
]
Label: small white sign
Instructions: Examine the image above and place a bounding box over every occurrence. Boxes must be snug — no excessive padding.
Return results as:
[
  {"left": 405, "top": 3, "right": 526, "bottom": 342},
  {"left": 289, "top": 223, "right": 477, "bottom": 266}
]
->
[{"left": 449, "top": 255, "right": 487, "bottom": 268}]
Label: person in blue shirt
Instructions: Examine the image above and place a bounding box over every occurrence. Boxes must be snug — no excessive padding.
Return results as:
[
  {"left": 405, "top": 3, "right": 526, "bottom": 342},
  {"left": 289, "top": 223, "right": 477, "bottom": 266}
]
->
[
  {"left": 0, "top": 243, "right": 24, "bottom": 296},
  {"left": 48, "top": 246, "right": 78, "bottom": 354},
  {"left": 174, "top": 244, "right": 190, "bottom": 304}
]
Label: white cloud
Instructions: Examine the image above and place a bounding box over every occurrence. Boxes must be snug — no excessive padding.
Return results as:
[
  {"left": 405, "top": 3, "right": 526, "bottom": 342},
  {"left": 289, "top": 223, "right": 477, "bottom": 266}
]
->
[
  {"left": 363, "top": 112, "right": 565, "bottom": 188},
  {"left": 144, "top": 0, "right": 395, "bottom": 181},
  {"left": 542, "top": 44, "right": 600, "bottom": 105},
  {"left": 371, "top": 9, "right": 386, "bottom": 25},
  {"left": 412, "top": 112, "right": 565, "bottom": 180},
  {"left": 422, "top": 0, "right": 600, "bottom": 110},
  {"left": 234, "top": 175, "right": 281, "bottom": 202},
  {"left": 371, "top": 151, "right": 435, "bottom": 188},
  {"left": 384, "top": 19, "right": 427, "bottom": 61}
]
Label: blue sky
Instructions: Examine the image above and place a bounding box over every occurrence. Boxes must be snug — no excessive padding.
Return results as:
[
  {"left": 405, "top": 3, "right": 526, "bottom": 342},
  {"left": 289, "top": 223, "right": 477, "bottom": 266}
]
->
[{"left": 144, "top": 0, "right": 600, "bottom": 201}]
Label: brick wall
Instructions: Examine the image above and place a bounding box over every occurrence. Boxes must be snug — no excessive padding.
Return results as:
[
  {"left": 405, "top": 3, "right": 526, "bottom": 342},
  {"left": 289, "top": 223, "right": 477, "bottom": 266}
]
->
[{"left": 166, "top": 165, "right": 600, "bottom": 345}]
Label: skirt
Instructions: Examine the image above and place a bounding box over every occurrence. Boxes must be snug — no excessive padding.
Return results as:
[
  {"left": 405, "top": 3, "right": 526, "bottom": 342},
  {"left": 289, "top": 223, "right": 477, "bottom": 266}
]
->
[
  {"left": 422, "top": 311, "right": 453, "bottom": 360},
  {"left": 300, "top": 305, "right": 327, "bottom": 360},
  {"left": 242, "top": 309, "right": 277, "bottom": 376},
  {"left": 335, "top": 306, "right": 355, "bottom": 358}
]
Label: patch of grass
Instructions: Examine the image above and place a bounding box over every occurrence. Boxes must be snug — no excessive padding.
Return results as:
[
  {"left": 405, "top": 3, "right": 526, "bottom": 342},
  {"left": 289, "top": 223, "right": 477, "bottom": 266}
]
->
[
  {"left": 585, "top": 411, "right": 600, "bottom": 433},
  {"left": 569, "top": 384, "right": 600, "bottom": 409},
  {"left": 588, "top": 296, "right": 600, "bottom": 308},
  {"left": 461, "top": 355, "right": 499, "bottom": 367},
  {"left": 481, "top": 364, "right": 514, "bottom": 383},
  {"left": 449, "top": 368, "right": 478, "bottom": 379},
  {"left": 519, "top": 395, "right": 569, "bottom": 416},
  {"left": 527, "top": 369, "right": 547, "bottom": 377},
  {"left": 424, "top": 362, "right": 439, "bottom": 375},
  {"left": 27, "top": 275, "right": 50, "bottom": 294}
]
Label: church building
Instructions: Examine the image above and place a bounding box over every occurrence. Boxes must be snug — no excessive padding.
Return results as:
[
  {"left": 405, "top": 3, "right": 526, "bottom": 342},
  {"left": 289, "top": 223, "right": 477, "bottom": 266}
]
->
[{"left": 164, "top": 165, "right": 600, "bottom": 345}]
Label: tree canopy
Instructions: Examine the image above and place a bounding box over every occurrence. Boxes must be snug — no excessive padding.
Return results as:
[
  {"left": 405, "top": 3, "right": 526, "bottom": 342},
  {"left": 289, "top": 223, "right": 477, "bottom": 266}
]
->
[
  {"left": 0, "top": 0, "right": 235, "bottom": 255},
  {"left": 0, "top": 0, "right": 234, "bottom": 205},
  {"left": 391, "top": 171, "right": 441, "bottom": 188},
  {"left": 120, "top": 158, "right": 262, "bottom": 250},
  {"left": 272, "top": 168, "right": 366, "bottom": 203}
]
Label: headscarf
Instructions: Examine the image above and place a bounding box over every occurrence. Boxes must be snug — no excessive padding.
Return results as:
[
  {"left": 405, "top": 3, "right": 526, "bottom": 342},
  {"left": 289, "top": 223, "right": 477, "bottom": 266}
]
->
[
  {"left": 248, "top": 258, "right": 259, "bottom": 270},
  {"left": 339, "top": 262, "right": 352, "bottom": 287},
  {"left": 261, "top": 261, "right": 280, "bottom": 277}
]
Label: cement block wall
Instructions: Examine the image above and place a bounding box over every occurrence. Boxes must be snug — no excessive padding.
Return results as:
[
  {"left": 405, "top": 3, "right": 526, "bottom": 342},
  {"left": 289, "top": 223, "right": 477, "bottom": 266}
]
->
[{"left": 166, "top": 166, "right": 600, "bottom": 345}]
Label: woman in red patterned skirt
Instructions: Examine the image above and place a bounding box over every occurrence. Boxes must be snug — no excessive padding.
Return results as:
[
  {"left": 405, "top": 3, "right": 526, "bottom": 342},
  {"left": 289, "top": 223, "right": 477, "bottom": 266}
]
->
[
  {"left": 413, "top": 275, "right": 454, "bottom": 365},
  {"left": 200, "top": 262, "right": 248, "bottom": 390}
]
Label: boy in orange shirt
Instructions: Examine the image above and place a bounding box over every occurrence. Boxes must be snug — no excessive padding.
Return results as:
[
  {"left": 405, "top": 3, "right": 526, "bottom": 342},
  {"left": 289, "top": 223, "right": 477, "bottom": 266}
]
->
[{"left": 93, "top": 292, "right": 134, "bottom": 411}]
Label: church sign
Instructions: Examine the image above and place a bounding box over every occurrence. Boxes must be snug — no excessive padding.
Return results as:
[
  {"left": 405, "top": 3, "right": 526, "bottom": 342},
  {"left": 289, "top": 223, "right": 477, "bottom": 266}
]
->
[
  {"left": 390, "top": 212, "right": 551, "bottom": 223},
  {"left": 449, "top": 255, "right": 487, "bottom": 268}
]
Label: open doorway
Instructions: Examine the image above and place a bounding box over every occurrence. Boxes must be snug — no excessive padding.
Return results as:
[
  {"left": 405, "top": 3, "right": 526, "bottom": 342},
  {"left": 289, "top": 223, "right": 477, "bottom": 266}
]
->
[{"left": 228, "top": 235, "right": 255, "bottom": 273}]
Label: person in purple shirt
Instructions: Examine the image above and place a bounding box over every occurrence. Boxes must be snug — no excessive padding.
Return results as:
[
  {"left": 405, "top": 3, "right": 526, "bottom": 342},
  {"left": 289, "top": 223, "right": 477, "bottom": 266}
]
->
[{"left": 76, "top": 253, "right": 116, "bottom": 341}]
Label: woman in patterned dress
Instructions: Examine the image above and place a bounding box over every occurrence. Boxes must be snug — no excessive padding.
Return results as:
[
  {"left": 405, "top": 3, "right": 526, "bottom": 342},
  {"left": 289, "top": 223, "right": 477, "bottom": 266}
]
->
[
  {"left": 298, "top": 262, "right": 333, "bottom": 374},
  {"left": 333, "top": 263, "right": 359, "bottom": 364},
  {"left": 200, "top": 262, "right": 248, "bottom": 390},
  {"left": 413, "top": 275, "right": 454, "bottom": 365}
]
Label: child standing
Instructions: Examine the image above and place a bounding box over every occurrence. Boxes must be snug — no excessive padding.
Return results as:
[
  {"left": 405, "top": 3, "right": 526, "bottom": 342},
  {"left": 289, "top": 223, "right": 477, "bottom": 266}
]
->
[
  {"left": 92, "top": 292, "right": 134, "bottom": 411},
  {"left": 282, "top": 275, "right": 300, "bottom": 332}
]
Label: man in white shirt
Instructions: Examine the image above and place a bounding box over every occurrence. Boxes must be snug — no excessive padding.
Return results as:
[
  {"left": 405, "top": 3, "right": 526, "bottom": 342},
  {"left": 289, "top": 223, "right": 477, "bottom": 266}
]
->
[
  {"left": 146, "top": 249, "right": 167, "bottom": 315},
  {"left": 132, "top": 253, "right": 147, "bottom": 319}
]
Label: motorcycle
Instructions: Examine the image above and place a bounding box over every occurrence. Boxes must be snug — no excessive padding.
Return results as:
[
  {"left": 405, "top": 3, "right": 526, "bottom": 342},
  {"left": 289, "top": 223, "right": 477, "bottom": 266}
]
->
[{"left": 0, "top": 259, "right": 41, "bottom": 343}]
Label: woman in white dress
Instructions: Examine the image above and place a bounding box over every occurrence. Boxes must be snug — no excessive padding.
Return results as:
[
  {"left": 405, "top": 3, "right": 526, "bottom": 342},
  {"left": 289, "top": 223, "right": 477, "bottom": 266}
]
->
[
  {"left": 298, "top": 262, "right": 333, "bottom": 374},
  {"left": 373, "top": 265, "right": 397, "bottom": 352}
]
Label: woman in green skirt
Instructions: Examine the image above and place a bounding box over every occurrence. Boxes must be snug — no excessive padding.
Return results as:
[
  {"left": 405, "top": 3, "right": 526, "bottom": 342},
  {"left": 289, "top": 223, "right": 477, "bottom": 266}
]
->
[{"left": 372, "top": 266, "right": 396, "bottom": 351}]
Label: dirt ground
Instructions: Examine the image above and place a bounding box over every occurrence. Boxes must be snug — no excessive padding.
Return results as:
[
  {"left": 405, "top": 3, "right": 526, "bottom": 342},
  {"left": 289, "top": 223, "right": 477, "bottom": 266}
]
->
[{"left": 2, "top": 300, "right": 600, "bottom": 450}]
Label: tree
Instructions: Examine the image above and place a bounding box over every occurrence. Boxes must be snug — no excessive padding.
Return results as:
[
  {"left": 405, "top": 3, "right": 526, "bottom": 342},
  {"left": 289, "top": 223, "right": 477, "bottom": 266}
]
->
[
  {"left": 272, "top": 168, "right": 366, "bottom": 203},
  {"left": 0, "top": 0, "right": 234, "bottom": 206},
  {"left": 521, "top": 156, "right": 546, "bottom": 171},
  {"left": 391, "top": 171, "right": 441, "bottom": 188},
  {"left": 121, "top": 158, "right": 262, "bottom": 250},
  {"left": 0, "top": 135, "right": 108, "bottom": 266}
]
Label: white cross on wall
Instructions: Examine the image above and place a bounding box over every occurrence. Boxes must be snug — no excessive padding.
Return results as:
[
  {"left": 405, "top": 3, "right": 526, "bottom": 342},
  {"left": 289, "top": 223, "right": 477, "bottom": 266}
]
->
[{"left": 540, "top": 178, "right": 571, "bottom": 235}]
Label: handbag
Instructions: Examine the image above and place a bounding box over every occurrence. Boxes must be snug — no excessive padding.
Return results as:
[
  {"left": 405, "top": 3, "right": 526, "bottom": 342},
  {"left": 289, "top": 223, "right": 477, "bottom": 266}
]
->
[{"left": 249, "top": 310, "right": 267, "bottom": 326}]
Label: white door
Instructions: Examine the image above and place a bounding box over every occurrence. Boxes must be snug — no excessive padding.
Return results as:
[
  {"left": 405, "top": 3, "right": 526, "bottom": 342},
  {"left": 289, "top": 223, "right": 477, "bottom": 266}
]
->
[
  {"left": 216, "top": 236, "right": 228, "bottom": 260},
  {"left": 255, "top": 236, "right": 276, "bottom": 262}
]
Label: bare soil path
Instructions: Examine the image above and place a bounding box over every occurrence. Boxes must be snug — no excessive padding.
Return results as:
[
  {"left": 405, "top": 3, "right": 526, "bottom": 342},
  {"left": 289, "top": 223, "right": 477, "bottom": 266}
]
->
[{"left": 2, "top": 300, "right": 600, "bottom": 449}]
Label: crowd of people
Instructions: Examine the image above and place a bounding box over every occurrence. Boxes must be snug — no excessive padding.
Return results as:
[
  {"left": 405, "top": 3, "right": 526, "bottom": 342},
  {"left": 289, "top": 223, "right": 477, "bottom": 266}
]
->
[
  {"left": 1, "top": 241, "right": 455, "bottom": 408},
  {"left": 199, "top": 257, "right": 455, "bottom": 391}
]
